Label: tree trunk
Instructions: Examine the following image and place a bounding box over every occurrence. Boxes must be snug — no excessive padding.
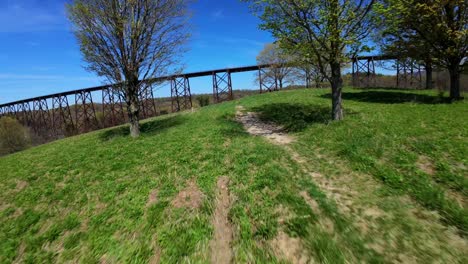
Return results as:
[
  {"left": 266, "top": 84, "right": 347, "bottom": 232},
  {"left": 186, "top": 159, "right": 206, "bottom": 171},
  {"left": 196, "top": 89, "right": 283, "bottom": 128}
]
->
[
  {"left": 330, "top": 62, "right": 343, "bottom": 120},
  {"left": 125, "top": 83, "right": 141, "bottom": 138},
  {"left": 425, "top": 61, "right": 433, "bottom": 90},
  {"left": 305, "top": 70, "right": 310, "bottom": 88},
  {"left": 448, "top": 62, "right": 461, "bottom": 100},
  {"left": 279, "top": 78, "right": 283, "bottom": 89},
  {"left": 315, "top": 77, "right": 320, "bottom": 88}
]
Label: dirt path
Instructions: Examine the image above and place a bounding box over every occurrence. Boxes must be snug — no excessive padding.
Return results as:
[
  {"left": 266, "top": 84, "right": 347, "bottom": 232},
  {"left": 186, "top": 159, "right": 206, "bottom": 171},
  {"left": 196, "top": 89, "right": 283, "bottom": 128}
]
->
[
  {"left": 210, "top": 177, "right": 233, "bottom": 264},
  {"left": 235, "top": 106, "right": 294, "bottom": 145},
  {"left": 235, "top": 105, "right": 467, "bottom": 262}
]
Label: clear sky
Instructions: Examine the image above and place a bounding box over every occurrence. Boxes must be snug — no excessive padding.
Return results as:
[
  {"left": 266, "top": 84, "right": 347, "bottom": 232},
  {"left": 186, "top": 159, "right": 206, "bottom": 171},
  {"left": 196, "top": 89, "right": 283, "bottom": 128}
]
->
[{"left": 0, "top": 0, "right": 274, "bottom": 104}]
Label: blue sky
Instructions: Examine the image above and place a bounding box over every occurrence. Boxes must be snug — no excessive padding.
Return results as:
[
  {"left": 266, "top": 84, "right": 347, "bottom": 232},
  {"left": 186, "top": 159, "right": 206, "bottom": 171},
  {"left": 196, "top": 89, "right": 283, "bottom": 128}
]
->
[{"left": 0, "top": 0, "right": 274, "bottom": 104}]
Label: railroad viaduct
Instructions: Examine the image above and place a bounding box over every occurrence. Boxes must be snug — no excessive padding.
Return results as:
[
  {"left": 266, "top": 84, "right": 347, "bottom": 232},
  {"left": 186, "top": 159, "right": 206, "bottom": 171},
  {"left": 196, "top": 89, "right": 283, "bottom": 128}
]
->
[{"left": 0, "top": 55, "right": 426, "bottom": 141}]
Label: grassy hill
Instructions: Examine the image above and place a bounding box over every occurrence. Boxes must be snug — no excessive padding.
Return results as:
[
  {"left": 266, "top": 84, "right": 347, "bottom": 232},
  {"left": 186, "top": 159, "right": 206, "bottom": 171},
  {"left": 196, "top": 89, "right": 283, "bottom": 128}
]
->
[{"left": 0, "top": 88, "right": 466, "bottom": 263}]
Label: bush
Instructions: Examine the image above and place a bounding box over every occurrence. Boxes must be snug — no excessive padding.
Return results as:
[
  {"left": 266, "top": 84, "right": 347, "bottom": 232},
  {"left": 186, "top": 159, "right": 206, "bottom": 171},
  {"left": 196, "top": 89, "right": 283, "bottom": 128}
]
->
[
  {"left": 0, "top": 117, "right": 31, "bottom": 156},
  {"left": 196, "top": 95, "right": 210, "bottom": 107},
  {"left": 95, "top": 111, "right": 105, "bottom": 128}
]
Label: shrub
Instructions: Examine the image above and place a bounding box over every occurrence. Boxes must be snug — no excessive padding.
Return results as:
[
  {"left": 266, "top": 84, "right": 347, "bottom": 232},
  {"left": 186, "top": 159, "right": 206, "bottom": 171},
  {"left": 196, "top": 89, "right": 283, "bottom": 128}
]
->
[
  {"left": 95, "top": 112, "right": 105, "bottom": 128},
  {"left": 196, "top": 95, "right": 210, "bottom": 107},
  {"left": 0, "top": 117, "right": 31, "bottom": 156}
]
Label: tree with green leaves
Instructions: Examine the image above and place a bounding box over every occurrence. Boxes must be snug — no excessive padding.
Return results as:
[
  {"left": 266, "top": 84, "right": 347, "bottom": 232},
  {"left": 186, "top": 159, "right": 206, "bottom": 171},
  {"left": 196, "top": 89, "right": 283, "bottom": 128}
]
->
[
  {"left": 244, "top": 0, "right": 375, "bottom": 120},
  {"left": 376, "top": 0, "right": 467, "bottom": 99},
  {"left": 375, "top": 24, "right": 436, "bottom": 89},
  {"left": 67, "top": 0, "right": 190, "bottom": 137}
]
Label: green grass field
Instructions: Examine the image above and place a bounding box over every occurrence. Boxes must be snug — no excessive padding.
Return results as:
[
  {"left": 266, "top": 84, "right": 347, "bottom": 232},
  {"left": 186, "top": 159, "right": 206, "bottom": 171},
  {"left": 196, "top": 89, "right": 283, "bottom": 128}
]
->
[{"left": 0, "top": 88, "right": 466, "bottom": 263}]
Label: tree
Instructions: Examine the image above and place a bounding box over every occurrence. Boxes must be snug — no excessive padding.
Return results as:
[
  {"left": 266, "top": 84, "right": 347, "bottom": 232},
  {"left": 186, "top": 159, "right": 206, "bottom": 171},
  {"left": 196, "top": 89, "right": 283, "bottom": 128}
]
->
[
  {"left": 289, "top": 58, "right": 325, "bottom": 88},
  {"left": 67, "top": 0, "right": 190, "bottom": 137},
  {"left": 0, "top": 117, "right": 31, "bottom": 156},
  {"left": 375, "top": 24, "right": 436, "bottom": 89},
  {"left": 244, "top": 0, "right": 375, "bottom": 120},
  {"left": 256, "top": 43, "right": 293, "bottom": 89},
  {"left": 376, "top": 0, "right": 467, "bottom": 99}
]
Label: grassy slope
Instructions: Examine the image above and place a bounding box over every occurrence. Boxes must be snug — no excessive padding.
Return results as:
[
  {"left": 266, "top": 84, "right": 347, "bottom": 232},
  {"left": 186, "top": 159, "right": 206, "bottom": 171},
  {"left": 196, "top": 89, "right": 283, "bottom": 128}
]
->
[{"left": 0, "top": 88, "right": 466, "bottom": 263}]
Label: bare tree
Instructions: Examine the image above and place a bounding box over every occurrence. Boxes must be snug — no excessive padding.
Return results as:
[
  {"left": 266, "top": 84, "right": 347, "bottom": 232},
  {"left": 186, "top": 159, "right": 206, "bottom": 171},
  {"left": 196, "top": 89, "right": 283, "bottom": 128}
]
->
[
  {"left": 67, "top": 0, "right": 190, "bottom": 137},
  {"left": 288, "top": 56, "right": 327, "bottom": 88},
  {"left": 256, "top": 43, "right": 294, "bottom": 89}
]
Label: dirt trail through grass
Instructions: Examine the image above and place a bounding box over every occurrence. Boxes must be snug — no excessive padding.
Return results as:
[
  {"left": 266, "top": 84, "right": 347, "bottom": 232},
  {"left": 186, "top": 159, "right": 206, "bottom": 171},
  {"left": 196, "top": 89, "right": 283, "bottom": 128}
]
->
[
  {"left": 210, "top": 177, "right": 233, "bottom": 264},
  {"left": 236, "top": 104, "right": 371, "bottom": 217},
  {"left": 235, "top": 104, "right": 467, "bottom": 262},
  {"left": 235, "top": 106, "right": 294, "bottom": 145}
]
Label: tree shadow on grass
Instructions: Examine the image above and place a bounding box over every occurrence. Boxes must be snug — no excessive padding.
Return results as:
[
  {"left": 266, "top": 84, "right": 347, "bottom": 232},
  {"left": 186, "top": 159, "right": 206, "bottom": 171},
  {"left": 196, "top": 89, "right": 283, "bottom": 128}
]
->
[
  {"left": 251, "top": 103, "right": 332, "bottom": 132},
  {"left": 321, "top": 90, "right": 452, "bottom": 104},
  {"left": 99, "top": 115, "right": 185, "bottom": 141},
  {"left": 217, "top": 113, "right": 251, "bottom": 138}
]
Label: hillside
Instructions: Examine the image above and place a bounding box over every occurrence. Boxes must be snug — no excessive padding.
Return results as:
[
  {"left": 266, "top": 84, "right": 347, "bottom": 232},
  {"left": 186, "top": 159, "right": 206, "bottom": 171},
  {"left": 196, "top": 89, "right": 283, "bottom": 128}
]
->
[{"left": 0, "top": 88, "right": 467, "bottom": 263}]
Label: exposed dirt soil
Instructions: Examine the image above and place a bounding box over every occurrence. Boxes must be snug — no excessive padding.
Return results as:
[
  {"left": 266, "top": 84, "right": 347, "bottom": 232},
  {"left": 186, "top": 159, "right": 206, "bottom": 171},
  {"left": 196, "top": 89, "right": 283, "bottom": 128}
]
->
[
  {"left": 446, "top": 189, "right": 467, "bottom": 208},
  {"left": 12, "top": 242, "right": 26, "bottom": 264},
  {"left": 300, "top": 191, "right": 335, "bottom": 234},
  {"left": 15, "top": 180, "right": 28, "bottom": 191},
  {"left": 147, "top": 189, "right": 159, "bottom": 207},
  {"left": 235, "top": 106, "right": 294, "bottom": 145},
  {"left": 416, "top": 155, "right": 436, "bottom": 175},
  {"left": 210, "top": 177, "right": 233, "bottom": 264},
  {"left": 149, "top": 234, "right": 161, "bottom": 264},
  {"left": 271, "top": 231, "right": 312, "bottom": 264},
  {"left": 171, "top": 180, "right": 204, "bottom": 209}
]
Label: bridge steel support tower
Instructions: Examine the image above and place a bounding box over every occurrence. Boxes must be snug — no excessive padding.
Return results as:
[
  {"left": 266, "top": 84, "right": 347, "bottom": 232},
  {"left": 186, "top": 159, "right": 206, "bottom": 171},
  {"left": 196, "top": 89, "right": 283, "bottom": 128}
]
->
[
  {"left": 75, "top": 91, "right": 99, "bottom": 133},
  {"left": 259, "top": 67, "right": 279, "bottom": 93},
  {"left": 171, "top": 76, "right": 192, "bottom": 112},
  {"left": 52, "top": 95, "right": 75, "bottom": 137},
  {"left": 352, "top": 57, "right": 376, "bottom": 87},
  {"left": 32, "top": 98, "right": 52, "bottom": 139},
  {"left": 213, "top": 71, "right": 233, "bottom": 103},
  {"left": 139, "top": 84, "right": 157, "bottom": 119},
  {"left": 17, "top": 102, "right": 33, "bottom": 128},
  {"left": 396, "top": 60, "right": 423, "bottom": 89},
  {"left": 102, "top": 86, "right": 126, "bottom": 128}
]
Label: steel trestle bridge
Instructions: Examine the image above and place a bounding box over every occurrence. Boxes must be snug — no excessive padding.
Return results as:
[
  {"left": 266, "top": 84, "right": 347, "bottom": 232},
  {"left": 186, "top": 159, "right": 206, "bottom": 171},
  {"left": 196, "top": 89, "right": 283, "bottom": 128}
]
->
[{"left": 0, "top": 55, "right": 425, "bottom": 141}]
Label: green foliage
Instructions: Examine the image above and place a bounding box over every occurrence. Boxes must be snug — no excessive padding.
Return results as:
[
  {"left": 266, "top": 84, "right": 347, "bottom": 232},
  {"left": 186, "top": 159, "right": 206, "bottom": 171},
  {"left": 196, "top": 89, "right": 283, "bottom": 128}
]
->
[
  {"left": 375, "top": 0, "right": 467, "bottom": 97},
  {"left": 0, "top": 117, "right": 31, "bottom": 156},
  {"left": 244, "top": 0, "right": 375, "bottom": 66},
  {"left": 376, "top": 0, "right": 467, "bottom": 61},
  {"left": 196, "top": 95, "right": 210, "bottom": 107},
  {"left": 243, "top": 0, "right": 376, "bottom": 120}
]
